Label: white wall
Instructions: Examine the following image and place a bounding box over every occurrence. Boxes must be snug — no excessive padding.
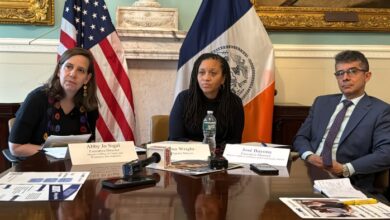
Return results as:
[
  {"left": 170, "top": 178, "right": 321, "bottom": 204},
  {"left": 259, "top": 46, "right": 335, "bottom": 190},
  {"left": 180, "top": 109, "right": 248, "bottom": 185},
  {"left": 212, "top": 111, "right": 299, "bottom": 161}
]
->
[
  {"left": 127, "top": 59, "right": 177, "bottom": 145},
  {"left": 2, "top": 39, "right": 390, "bottom": 144},
  {"left": 0, "top": 39, "right": 57, "bottom": 103},
  {"left": 273, "top": 45, "right": 390, "bottom": 105}
]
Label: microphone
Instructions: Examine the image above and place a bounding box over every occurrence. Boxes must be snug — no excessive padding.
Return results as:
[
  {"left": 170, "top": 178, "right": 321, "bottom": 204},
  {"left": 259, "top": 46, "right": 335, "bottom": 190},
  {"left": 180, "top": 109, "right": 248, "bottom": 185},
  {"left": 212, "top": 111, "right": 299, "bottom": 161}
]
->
[
  {"left": 142, "top": 152, "right": 161, "bottom": 166},
  {"left": 122, "top": 153, "right": 161, "bottom": 177}
]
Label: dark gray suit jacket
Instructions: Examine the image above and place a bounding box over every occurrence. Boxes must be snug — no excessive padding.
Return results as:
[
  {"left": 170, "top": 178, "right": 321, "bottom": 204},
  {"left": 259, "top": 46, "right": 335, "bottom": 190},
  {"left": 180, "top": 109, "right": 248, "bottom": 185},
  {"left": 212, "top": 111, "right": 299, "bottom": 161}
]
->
[{"left": 293, "top": 94, "right": 390, "bottom": 192}]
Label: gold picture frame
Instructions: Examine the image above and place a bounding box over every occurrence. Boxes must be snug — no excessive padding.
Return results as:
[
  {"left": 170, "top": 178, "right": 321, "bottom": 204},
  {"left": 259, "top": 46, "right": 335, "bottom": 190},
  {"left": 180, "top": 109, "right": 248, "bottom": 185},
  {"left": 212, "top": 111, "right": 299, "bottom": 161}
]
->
[
  {"left": 0, "top": 0, "right": 54, "bottom": 25},
  {"left": 253, "top": 0, "right": 390, "bottom": 32}
]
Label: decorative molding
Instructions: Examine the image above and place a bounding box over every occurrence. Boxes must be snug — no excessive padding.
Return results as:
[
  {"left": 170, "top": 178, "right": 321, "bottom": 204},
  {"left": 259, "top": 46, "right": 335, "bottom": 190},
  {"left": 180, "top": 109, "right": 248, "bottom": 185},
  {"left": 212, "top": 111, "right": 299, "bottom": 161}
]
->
[
  {"left": 255, "top": 5, "right": 390, "bottom": 32},
  {"left": 2, "top": 38, "right": 390, "bottom": 59},
  {"left": 0, "top": 0, "right": 54, "bottom": 25},
  {"left": 0, "top": 38, "right": 58, "bottom": 53},
  {"left": 274, "top": 44, "right": 390, "bottom": 59},
  {"left": 132, "top": 0, "right": 161, "bottom": 8},
  {"left": 116, "top": 7, "right": 178, "bottom": 31},
  {"left": 117, "top": 29, "right": 186, "bottom": 60}
]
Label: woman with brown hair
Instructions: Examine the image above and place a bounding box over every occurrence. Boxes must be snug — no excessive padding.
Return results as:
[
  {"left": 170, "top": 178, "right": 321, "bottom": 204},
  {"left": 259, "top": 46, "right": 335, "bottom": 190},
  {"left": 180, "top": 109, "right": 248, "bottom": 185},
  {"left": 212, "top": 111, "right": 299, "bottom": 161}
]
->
[{"left": 9, "top": 47, "right": 99, "bottom": 157}]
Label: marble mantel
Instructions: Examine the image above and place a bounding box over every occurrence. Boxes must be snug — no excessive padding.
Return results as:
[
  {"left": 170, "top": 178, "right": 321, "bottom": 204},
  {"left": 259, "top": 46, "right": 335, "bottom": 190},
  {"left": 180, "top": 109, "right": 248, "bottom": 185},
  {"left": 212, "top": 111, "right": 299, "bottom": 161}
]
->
[
  {"left": 117, "top": 6, "right": 186, "bottom": 144},
  {"left": 117, "top": 29, "right": 186, "bottom": 60}
]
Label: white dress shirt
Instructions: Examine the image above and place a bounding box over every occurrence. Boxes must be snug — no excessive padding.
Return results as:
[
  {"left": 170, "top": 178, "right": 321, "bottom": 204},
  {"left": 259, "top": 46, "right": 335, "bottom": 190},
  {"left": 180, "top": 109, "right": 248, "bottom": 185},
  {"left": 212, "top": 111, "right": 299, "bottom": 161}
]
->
[{"left": 302, "top": 94, "right": 365, "bottom": 175}]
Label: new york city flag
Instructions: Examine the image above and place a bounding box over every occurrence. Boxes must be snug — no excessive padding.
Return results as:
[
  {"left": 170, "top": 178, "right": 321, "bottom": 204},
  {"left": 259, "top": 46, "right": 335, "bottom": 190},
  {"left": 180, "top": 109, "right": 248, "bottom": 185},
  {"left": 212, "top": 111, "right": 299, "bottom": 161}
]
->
[{"left": 174, "top": 0, "right": 275, "bottom": 142}]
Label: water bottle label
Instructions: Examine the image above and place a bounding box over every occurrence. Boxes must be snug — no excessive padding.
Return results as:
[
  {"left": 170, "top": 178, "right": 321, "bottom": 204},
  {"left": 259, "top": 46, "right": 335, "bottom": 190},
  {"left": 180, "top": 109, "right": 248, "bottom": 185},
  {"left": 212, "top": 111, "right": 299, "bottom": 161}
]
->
[{"left": 203, "top": 122, "right": 216, "bottom": 131}]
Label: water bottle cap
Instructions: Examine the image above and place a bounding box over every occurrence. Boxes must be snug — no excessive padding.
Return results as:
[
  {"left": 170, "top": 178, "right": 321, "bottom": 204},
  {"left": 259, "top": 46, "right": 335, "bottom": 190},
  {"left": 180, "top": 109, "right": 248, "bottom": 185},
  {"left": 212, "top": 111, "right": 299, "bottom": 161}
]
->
[{"left": 207, "top": 110, "right": 213, "bottom": 114}]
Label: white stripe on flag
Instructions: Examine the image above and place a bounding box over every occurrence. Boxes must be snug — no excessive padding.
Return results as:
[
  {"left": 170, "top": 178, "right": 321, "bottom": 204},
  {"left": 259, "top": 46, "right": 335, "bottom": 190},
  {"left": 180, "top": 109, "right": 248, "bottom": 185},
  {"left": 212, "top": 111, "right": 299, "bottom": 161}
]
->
[
  {"left": 60, "top": 19, "right": 77, "bottom": 41},
  {"left": 224, "top": 8, "right": 274, "bottom": 103},
  {"left": 104, "top": 33, "right": 136, "bottom": 128},
  {"left": 90, "top": 43, "right": 136, "bottom": 136},
  {"left": 96, "top": 89, "right": 124, "bottom": 141},
  {"left": 57, "top": 44, "right": 68, "bottom": 56}
]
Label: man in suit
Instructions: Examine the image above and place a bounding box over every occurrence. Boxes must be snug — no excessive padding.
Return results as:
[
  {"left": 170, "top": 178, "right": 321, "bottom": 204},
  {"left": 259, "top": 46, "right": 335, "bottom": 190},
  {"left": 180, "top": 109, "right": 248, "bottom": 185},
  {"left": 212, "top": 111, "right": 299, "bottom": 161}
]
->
[{"left": 293, "top": 50, "right": 390, "bottom": 193}]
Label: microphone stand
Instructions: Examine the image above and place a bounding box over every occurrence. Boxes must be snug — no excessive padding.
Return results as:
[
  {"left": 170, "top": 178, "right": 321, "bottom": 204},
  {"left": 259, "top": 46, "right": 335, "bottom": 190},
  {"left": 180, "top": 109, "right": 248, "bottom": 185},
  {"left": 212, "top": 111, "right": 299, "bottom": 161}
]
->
[{"left": 122, "top": 153, "right": 161, "bottom": 178}]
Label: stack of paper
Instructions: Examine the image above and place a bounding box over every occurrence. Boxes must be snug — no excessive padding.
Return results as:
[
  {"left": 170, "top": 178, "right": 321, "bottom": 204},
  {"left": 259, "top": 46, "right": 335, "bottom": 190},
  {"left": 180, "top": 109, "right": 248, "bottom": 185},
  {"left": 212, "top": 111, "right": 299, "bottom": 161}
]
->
[
  {"left": 313, "top": 178, "right": 367, "bottom": 198},
  {"left": 43, "top": 134, "right": 91, "bottom": 148}
]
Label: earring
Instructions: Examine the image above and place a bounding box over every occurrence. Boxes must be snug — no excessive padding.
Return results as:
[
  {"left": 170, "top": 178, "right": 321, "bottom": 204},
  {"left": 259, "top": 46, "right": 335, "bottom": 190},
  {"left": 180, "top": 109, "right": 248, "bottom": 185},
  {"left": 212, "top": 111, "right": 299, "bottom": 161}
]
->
[{"left": 83, "top": 84, "right": 88, "bottom": 97}]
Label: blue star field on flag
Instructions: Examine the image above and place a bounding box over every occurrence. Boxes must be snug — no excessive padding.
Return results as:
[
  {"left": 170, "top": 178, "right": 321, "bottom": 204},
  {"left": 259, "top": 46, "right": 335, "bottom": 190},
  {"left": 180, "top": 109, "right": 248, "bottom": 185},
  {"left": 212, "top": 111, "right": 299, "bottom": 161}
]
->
[{"left": 62, "top": 0, "right": 115, "bottom": 49}]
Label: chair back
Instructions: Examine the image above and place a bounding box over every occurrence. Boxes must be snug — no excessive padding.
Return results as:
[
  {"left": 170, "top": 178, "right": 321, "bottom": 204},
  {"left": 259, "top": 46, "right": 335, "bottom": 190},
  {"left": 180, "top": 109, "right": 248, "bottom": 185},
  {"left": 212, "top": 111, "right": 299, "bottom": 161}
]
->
[
  {"left": 374, "top": 169, "right": 389, "bottom": 193},
  {"left": 150, "top": 115, "right": 169, "bottom": 143},
  {"left": 8, "top": 117, "right": 15, "bottom": 132},
  {"left": 3, "top": 117, "right": 19, "bottom": 164}
]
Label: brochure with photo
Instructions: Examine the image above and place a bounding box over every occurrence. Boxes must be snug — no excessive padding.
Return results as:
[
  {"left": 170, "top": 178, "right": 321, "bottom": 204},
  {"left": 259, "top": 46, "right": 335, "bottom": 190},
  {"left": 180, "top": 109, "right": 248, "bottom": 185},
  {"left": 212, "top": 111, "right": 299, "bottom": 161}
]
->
[
  {"left": 147, "top": 159, "right": 242, "bottom": 176},
  {"left": 280, "top": 197, "right": 390, "bottom": 219}
]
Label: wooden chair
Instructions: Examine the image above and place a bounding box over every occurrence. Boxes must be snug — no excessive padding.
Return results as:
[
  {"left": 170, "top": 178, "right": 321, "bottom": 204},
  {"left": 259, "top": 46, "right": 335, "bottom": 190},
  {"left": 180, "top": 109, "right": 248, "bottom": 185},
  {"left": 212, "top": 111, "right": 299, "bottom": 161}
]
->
[
  {"left": 374, "top": 169, "right": 389, "bottom": 194},
  {"left": 2, "top": 118, "right": 20, "bottom": 164},
  {"left": 150, "top": 115, "right": 169, "bottom": 143}
]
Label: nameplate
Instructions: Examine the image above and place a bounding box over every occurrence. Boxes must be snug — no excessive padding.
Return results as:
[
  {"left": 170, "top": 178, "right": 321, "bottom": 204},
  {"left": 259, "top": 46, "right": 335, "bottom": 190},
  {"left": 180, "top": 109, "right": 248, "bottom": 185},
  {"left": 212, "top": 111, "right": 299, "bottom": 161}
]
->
[
  {"left": 223, "top": 144, "right": 290, "bottom": 166},
  {"left": 146, "top": 145, "right": 171, "bottom": 169},
  {"left": 68, "top": 141, "right": 138, "bottom": 165},
  {"left": 324, "top": 11, "right": 358, "bottom": 22},
  {"left": 147, "top": 141, "right": 210, "bottom": 161}
]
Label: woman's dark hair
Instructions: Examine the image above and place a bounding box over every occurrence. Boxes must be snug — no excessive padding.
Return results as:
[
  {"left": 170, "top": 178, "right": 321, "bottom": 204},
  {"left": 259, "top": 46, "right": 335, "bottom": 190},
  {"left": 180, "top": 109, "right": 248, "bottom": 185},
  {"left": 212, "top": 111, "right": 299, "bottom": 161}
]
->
[
  {"left": 184, "top": 53, "right": 236, "bottom": 131},
  {"left": 44, "top": 47, "right": 98, "bottom": 111}
]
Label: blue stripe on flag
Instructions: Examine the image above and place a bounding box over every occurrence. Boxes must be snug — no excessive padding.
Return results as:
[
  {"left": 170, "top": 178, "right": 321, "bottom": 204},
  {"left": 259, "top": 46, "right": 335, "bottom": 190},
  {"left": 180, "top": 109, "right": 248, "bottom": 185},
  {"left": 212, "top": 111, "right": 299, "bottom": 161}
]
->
[{"left": 177, "top": 0, "right": 252, "bottom": 69}]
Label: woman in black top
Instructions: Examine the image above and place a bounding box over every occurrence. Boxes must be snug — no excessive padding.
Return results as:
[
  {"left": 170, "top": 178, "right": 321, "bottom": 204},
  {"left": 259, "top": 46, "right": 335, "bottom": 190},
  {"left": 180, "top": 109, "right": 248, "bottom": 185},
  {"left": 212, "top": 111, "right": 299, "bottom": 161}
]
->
[
  {"left": 9, "top": 48, "right": 99, "bottom": 157},
  {"left": 169, "top": 53, "right": 244, "bottom": 144}
]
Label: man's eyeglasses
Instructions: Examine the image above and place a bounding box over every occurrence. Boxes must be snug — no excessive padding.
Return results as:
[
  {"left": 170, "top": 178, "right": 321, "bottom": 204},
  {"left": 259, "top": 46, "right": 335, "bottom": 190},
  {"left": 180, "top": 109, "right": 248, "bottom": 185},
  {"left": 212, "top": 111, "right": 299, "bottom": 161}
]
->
[{"left": 334, "top": 68, "right": 367, "bottom": 78}]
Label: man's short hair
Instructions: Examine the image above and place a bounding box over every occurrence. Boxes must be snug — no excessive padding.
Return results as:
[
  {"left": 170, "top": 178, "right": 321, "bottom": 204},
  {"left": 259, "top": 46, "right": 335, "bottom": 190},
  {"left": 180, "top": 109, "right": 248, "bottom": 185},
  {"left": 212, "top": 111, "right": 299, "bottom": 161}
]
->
[{"left": 335, "top": 50, "right": 369, "bottom": 71}]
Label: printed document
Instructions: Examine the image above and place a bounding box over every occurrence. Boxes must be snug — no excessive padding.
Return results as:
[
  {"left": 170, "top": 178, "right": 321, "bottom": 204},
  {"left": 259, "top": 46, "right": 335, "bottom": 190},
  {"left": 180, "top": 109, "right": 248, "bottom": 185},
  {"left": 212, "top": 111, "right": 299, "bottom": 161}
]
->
[
  {"left": 43, "top": 134, "right": 91, "bottom": 148},
  {"left": 280, "top": 197, "right": 390, "bottom": 219},
  {"left": 313, "top": 178, "right": 367, "bottom": 198},
  {"left": 44, "top": 147, "right": 68, "bottom": 159},
  {"left": 0, "top": 184, "right": 82, "bottom": 201},
  {"left": 0, "top": 172, "right": 89, "bottom": 201},
  {"left": 0, "top": 172, "right": 89, "bottom": 185}
]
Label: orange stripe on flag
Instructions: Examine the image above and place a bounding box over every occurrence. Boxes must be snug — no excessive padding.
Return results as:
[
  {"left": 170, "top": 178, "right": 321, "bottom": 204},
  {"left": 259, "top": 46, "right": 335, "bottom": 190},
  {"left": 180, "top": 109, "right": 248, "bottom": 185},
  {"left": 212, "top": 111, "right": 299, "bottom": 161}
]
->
[{"left": 242, "top": 82, "right": 275, "bottom": 143}]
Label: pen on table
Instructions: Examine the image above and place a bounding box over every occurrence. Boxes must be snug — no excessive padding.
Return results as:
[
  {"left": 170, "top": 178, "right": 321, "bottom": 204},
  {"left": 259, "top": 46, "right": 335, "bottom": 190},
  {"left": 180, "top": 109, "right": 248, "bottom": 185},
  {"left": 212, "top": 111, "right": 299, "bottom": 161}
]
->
[
  {"left": 342, "top": 198, "right": 378, "bottom": 205},
  {"left": 260, "top": 142, "right": 267, "bottom": 147}
]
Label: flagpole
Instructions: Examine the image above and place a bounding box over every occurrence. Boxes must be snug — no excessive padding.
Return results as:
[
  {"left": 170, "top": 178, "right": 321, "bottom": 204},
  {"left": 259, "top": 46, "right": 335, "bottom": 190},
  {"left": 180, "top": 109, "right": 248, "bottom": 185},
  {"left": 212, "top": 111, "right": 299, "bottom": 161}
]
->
[{"left": 28, "top": 25, "right": 60, "bottom": 45}]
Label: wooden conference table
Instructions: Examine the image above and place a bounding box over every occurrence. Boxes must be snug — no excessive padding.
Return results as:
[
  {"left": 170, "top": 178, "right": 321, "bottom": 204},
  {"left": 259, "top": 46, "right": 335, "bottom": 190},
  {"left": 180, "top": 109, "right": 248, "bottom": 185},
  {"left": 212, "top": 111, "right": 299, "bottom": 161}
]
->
[{"left": 0, "top": 151, "right": 338, "bottom": 220}]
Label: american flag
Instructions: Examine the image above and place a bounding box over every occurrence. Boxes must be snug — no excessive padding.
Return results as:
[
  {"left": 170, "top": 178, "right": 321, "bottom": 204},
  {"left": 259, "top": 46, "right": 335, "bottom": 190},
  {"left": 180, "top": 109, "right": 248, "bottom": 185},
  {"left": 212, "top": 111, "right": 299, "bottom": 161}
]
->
[{"left": 58, "top": 0, "right": 136, "bottom": 142}]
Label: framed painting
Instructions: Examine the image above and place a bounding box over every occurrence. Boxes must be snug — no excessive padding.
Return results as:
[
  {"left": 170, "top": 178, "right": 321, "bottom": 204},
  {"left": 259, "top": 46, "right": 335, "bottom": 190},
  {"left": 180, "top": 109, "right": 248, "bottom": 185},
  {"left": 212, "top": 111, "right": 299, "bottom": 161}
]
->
[
  {"left": 253, "top": 0, "right": 390, "bottom": 32},
  {"left": 0, "top": 0, "right": 54, "bottom": 25}
]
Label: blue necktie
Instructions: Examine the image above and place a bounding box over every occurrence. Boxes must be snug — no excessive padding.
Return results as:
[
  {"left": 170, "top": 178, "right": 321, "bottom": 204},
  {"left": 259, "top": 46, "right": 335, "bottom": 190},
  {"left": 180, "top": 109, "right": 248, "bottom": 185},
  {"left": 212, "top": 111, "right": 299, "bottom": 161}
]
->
[{"left": 322, "top": 100, "right": 353, "bottom": 167}]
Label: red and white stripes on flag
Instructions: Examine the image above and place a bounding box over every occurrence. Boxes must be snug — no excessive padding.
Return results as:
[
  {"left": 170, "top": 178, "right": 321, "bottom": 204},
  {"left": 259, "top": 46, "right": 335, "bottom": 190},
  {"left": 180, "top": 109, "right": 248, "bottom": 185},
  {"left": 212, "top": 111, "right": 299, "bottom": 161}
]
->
[{"left": 59, "top": 0, "right": 136, "bottom": 142}]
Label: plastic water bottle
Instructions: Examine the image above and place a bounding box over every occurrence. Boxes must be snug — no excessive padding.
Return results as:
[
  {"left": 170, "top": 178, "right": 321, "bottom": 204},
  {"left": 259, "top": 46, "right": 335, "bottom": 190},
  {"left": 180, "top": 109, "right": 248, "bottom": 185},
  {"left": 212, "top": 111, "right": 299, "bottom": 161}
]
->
[{"left": 202, "top": 110, "right": 217, "bottom": 155}]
